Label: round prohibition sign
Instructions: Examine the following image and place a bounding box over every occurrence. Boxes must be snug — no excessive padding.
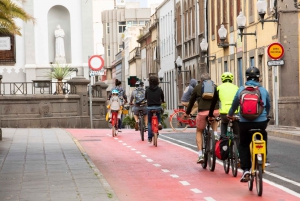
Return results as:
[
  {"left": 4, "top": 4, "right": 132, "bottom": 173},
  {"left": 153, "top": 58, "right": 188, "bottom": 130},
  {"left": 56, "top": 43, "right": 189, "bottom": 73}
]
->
[
  {"left": 267, "top": 42, "right": 284, "bottom": 60},
  {"left": 88, "top": 55, "right": 104, "bottom": 71}
]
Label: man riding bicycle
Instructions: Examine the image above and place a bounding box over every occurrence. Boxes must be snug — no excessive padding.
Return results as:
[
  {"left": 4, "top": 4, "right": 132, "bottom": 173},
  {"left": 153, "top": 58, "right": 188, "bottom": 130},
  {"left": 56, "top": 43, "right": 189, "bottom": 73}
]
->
[
  {"left": 185, "top": 73, "right": 220, "bottom": 163},
  {"left": 208, "top": 72, "right": 239, "bottom": 141},
  {"left": 130, "top": 81, "right": 148, "bottom": 131},
  {"left": 181, "top": 78, "right": 198, "bottom": 115},
  {"left": 227, "top": 66, "right": 270, "bottom": 182}
]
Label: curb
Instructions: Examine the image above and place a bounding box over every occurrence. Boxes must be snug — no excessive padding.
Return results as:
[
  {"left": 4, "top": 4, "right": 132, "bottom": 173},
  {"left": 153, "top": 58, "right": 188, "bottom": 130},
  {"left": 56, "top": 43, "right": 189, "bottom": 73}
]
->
[
  {"left": 267, "top": 129, "right": 300, "bottom": 142},
  {"left": 67, "top": 132, "right": 120, "bottom": 201}
]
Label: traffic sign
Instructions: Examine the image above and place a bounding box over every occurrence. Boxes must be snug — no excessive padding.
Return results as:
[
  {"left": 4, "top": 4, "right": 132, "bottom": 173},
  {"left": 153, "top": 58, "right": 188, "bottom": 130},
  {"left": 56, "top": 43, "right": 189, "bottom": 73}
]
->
[
  {"left": 267, "top": 43, "right": 284, "bottom": 60},
  {"left": 127, "top": 76, "right": 139, "bottom": 87},
  {"left": 267, "top": 60, "right": 285, "bottom": 66},
  {"left": 88, "top": 55, "right": 104, "bottom": 71}
]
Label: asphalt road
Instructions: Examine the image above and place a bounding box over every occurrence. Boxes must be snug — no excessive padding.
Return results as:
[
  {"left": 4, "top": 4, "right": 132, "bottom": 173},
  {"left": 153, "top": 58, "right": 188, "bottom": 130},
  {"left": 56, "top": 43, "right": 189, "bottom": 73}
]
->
[{"left": 159, "top": 129, "right": 300, "bottom": 195}]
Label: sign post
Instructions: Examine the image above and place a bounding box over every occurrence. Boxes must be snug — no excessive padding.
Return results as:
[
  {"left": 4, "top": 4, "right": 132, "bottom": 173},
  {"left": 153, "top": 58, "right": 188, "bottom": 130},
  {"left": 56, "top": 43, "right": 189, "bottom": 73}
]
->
[
  {"left": 88, "top": 55, "right": 105, "bottom": 128},
  {"left": 267, "top": 43, "right": 284, "bottom": 126}
]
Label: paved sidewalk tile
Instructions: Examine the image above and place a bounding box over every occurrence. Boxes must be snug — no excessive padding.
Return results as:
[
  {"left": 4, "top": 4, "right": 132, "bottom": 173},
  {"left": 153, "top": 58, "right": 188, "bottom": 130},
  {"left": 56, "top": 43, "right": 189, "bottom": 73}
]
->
[{"left": 0, "top": 128, "right": 119, "bottom": 201}]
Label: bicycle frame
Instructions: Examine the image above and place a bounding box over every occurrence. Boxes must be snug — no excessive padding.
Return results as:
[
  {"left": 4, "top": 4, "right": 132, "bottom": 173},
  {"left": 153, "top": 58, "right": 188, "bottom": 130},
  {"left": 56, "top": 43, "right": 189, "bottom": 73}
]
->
[
  {"left": 250, "top": 132, "right": 266, "bottom": 173},
  {"left": 169, "top": 108, "right": 196, "bottom": 127},
  {"left": 152, "top": 113, "right": 158, "bottom": 133}
]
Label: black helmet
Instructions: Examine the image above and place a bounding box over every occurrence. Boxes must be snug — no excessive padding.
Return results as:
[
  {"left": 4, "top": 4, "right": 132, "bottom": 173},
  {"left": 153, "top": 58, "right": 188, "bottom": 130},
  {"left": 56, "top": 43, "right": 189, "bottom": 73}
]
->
[
  {"left": 135, "top": 80, "right": 140, "bottom": 87},
  {"left": 140, "top": 81, "right": 144, "bottom": 86},
  {"left": 245, "top": 66, "right": 260, "bottom": 80}
]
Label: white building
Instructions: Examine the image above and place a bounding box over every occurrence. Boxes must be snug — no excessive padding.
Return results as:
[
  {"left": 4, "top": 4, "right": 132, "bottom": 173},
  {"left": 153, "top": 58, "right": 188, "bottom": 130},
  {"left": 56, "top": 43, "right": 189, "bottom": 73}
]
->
[{"left": 0, "top": 0, "right": 94, "bottom": 85}]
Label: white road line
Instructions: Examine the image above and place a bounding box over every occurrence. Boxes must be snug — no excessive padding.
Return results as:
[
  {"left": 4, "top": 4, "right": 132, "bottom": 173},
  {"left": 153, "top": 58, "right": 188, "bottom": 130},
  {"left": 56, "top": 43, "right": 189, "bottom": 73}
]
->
[
  {"left": 146, "top": 159, "right": 153, "bottom": 162},
  {"left": 122, "top": 143, "right": 127, "bottom": 145},
  {"left": 159, "top": 136, "right": 300, "bottom": 198},
  {"left": 114, "top": 137, "right": 118, "bottom": 139},
  {"left": 161, "top": 169, "right": 170, "bottom": 173},
  {"left": 153, "top": 164, "right": 161, "bottom": 167},
  {"left": 141, "top": 155, "right": 147, "bottom": 157},
  {"left": 136, "top": 151, "right": 141, "bottom": 154},
  {"left": 190, "top": 188, "right": 202, "bottom": 193},
  {"left": 131, "top": 148, "right": 136, "bottom": 151},
  {"left": 127, "top": 146, "right": 131, "bottom": 148},
  {"left": 170, "top": 174, "right": 179, "bottom": 178},
  {"left": 204, "top": 197, "right": 216, "bottom": 201},
  {"left": 118, "top": 140, "right": 123, "bottom": 142},
  {"left": 179, "top": 181, "right": 190, "bottom": 186}
]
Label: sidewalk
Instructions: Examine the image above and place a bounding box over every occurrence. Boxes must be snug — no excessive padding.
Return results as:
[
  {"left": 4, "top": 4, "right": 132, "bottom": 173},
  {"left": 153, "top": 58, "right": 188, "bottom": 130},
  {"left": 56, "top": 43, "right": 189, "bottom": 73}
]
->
[
  {"left": 267, "top": 125, "right": 300, "bottom": 141},
  {"left": 0, "top": 128, "right": 119, "bottom": 201}
]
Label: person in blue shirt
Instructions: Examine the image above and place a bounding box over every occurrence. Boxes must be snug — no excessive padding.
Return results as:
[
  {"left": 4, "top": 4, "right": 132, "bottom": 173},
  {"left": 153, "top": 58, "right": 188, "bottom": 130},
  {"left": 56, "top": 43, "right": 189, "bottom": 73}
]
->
[{"left": 227, "top": 66, "right": 271, "bottom": 183}]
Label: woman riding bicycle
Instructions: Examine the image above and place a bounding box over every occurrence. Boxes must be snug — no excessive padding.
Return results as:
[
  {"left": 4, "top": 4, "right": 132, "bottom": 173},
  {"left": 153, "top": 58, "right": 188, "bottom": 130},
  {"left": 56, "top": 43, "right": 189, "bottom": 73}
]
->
[
  {"left": 227, "top": 66, "right": 271, "bottom": 183},
  {"left": 145, "top": 76, "right": 165, "bottom": 143}
]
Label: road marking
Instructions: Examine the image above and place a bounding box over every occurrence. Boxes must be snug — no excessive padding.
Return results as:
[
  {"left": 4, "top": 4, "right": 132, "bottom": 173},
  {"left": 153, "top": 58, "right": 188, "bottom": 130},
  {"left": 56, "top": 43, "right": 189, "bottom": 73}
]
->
[
  {"left": 127, "top": 146, "right": 131, "bottom": 148},
  {"left": 204, "top": 197, "right": 216, "bottom": 201},
  {"left": 170, "top": 174, "right": 179, "bottom": 178},
  {"left": 122, "top": 143, "right": 127, "bottom": 145},
  {"left": 153, "top": 164, "right": 161, "bottom": 167},
  {"left": 146, "top": 159, "right": 153, "bottom": 162},
  {"left": 160, "top": 135, "right": 300, "bottom": 198},
  {"left": 118, "top": 140, "right": 123, "bottom": 142},
  {"left": 141, "top": 155, "right": 147, "bottom": 157},
  {"left": 136, "top": 151, "right": 141, "bottom": 154},
  {"left": 161, "top": 169, "right": 170, "bottom": 173},
  {"left": 265, "top": 171, "right": 300, "bottom": 187},
  {"left": 131, "top": 148, "right": 136, "bottom": 151},
  {"left": 179, "top": 181, "right": 190, "bottom": 186},
  {"left": 190, "top": 188, "right": 202, "bottom": 193},
  {"left": 114, "top": 137, "right": 118, "bottom": 139}
]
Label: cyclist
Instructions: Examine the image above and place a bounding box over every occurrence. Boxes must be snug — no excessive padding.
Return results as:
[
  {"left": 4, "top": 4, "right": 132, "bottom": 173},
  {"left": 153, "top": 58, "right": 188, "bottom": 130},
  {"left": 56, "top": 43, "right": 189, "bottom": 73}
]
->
[
  {"left": 130, "top": 81, "right": 148, "bottom": 131},
  {"left": 227, "top": 66, "right": 270, "bottom": 182},
  {"left": 208, "top": 72, "right": 239, "bottom": 141},
  {"left": 145, "top": 76, "right": 165, "bottom": 143},
  {"left": 108, "top": 79, "right": 128, "bottom": 132},
  {"left": 185, "top": 73, "right": 220, "bottom": 163},
  {"left": 181, "top": 78, "right": 198, "bottom": 115},
  {"left": 107, "top": 89, "right": 122, "bottom": 121}
]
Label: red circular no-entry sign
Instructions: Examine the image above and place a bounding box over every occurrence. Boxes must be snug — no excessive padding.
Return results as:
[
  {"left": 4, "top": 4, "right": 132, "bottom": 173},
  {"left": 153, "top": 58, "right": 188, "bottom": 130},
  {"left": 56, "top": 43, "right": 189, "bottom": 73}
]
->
[
  {"left": 267, "top": 43, "right": 284, "bottom": 60},
  {"left": 88, "top": 55, "right": 104, "bottom": 71}
]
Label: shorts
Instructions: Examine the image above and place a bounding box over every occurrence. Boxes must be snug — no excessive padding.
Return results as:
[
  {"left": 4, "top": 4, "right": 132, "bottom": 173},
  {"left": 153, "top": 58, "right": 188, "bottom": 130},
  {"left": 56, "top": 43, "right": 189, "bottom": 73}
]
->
[
  {"left": 133, "top": 105, "right": 147, "bottom": 115},
  {"left": 196, "top": 110, "right": 220, "bottom": 130}
]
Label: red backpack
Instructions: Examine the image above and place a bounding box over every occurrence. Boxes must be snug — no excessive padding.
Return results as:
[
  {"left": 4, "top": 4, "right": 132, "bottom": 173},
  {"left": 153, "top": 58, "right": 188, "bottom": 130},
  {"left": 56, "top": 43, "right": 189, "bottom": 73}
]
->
[{"left": 239, "top": 86, "right": 264, "bottom": 120}]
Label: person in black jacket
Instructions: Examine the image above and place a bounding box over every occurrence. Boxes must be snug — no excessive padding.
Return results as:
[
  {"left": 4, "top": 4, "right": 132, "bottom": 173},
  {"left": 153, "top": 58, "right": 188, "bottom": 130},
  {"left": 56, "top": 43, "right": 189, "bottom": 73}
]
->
[{"left": 145, "top": 76, "right": 165, "bottom": 143}]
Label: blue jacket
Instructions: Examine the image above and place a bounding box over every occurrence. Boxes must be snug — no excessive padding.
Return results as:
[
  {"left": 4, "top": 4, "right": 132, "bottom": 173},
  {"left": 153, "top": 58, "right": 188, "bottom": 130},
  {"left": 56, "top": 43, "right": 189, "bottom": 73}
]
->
[
  {"left": 228, "top": 80, "right": 270, "bottom": 122},
  {"left": 181, "top": 79, "right": 198, "bottom": 102}
]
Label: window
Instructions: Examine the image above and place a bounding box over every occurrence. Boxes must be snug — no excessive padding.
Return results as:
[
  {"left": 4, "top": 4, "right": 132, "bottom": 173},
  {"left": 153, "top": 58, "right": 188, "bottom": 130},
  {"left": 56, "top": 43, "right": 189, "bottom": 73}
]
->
[
  {"left": 118, "top": 21, "right": 126, "bottom": 33},
  {"left": 119, "top": 45, "right": 123, "bottom": 52},
  {"left": 139, "top": 21, "right": 145, "bottom": 25},
  {"left": 107, "top": 45, "right": 110, "bottom": 56},
  {"left": 211, "top": 0, "right": 215, "bottom": 36},
  {"left": 107, "top": 23, "right": 110, "bottom": 34},
  {"left": 250, "top": 57, "right": 255, "bottom": 67},
  {"left": 132, "top": 21, "right": 138, "bottom": 25},
  {"left": 229, "top": 0, "right": 234, "bottom": 29},
  {"left": 224, "top": 61, "right": 228, "bottom": 72}
]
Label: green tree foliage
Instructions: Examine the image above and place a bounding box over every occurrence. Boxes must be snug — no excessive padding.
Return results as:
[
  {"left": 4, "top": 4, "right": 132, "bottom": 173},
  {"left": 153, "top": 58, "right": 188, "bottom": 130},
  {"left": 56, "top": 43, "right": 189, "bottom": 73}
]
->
[{"left": 0, "top": 0, "right": 34, "bottom": 36}]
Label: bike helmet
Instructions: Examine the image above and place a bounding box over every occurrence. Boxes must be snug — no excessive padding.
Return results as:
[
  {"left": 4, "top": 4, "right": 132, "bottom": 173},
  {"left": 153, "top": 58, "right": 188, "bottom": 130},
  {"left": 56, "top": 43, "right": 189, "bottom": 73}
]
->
[
  {"left": 135, "top": 80, "right": 141, "bottom": 88},
  {"left": 111, "top": 89, "right": 119, "bottom": 95},
  {"left": 245, "top": 66, "right": 260, "bottom": 80},
  {"left": 221, "top": 72, "right": 234, "bottom": 83}
]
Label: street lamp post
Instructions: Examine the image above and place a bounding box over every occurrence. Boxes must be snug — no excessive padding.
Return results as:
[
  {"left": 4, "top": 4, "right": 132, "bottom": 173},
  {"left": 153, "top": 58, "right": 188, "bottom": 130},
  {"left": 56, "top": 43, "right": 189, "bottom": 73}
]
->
[
  {"left": 217, "top": 25, "right": 236, "bottom": 48},
  {"left": 200, "top": 39, "right": 216, "bottom": 60},
  {"left": 236, "top": 11, "right": 256, "bottom": 42},
  {"left": 175, "top": 56, "right": 191, "bottom": 76},
  {"left": 257, "top": 0, "right": 278, "bottom": 29}
]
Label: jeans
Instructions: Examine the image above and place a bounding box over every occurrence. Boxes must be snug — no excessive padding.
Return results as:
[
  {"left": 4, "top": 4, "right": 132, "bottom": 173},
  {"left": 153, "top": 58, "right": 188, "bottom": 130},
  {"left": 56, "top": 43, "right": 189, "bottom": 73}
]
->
[
  {"left": 238, "top": 121, "right": 268, "bottom": 170},
  {"left": 147, "top": 106, "right": 162, "bottom": 139}
]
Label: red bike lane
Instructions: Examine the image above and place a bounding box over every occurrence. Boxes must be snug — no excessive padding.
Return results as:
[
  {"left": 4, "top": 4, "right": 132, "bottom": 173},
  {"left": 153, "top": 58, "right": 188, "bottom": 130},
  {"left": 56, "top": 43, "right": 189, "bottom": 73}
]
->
[{"left": 67, "top": 129, "right": 300, "bottom": 201}]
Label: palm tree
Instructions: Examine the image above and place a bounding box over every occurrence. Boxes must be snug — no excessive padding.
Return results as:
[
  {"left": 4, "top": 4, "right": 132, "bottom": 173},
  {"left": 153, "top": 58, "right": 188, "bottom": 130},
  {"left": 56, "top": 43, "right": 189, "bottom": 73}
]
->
[{"left": 0, "top": 0, "right": 34, "bottom": 36}]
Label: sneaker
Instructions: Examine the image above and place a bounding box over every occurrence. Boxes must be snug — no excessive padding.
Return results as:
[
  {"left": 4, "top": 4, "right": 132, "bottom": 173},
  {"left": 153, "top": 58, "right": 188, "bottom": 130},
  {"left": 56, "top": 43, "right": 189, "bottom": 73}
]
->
[
  {"left": 240, "top": 170, "right": 251, "bottom": 182},
  {"left": 145, "top": 127, "right": 148, "bottom": 132},
  {"left": 197, "top": 155, "right": 204, "bottom": 164},
  {"left": 118, "top": 129, "right": 122, "bottom": 132},
  {"left": 148, "top": 138, "right": 152, "bottom": 143},
  {"left": 214, "top": 134, "right": 220, "bottom": 141},
  {"left": 135, "top": 122, "right": 139, "bottom": 131},
  {"left": 108, "top": 119, "right": 112, "bottom": 123},
  {"left": 158, "top": 124, "right": 163, "bottom": 130}
]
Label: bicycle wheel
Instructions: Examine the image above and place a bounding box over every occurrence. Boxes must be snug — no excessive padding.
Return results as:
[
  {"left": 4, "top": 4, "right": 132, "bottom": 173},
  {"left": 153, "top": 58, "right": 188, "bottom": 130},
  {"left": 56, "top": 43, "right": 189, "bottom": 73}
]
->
[
  {"left": 208, "top": 130, "right": 216, "bottom": 171},
  {"left": 139, "top": 117, "right": 144, "bottom": 141},
  {"left": 153, "top": 132, "right": 158, "bottom": 147},
  {"left": 231, "top": 141, "right": 239, "bottom": 177},
  {"left": 170, "top": 111, "right": 188, "bottom": 132},
  {"left": 255, "top": 161, "right": 263, "bottom": 196},
  {"left": 223, "top": 158, "right": 230, "bottom": 174},
  {"left": 201, "top": 131, "right": 208, "bottom": 169},
  {"left": 112, "top": 126, "right": 116, "bottom": 137},
  {"left": 248, "top": 174, "right": 254, "bottom": 191}
]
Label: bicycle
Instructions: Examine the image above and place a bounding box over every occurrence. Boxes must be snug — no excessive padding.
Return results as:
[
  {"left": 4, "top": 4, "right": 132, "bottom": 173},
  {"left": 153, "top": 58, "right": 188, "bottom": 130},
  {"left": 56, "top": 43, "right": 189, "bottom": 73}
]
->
[
  {"left": 150, "top": 109, "right": 160, "bottom": 147},
  {"left": 137, "top": 102, "right": 147, "bottom": 141},
  {"left": 202, "top": 116, "right": 220, "bottom": 171},
  {"left": 110, "top": 110, "right": 119, "bottom": 137},
  {"left": 169, "top": 107, "right": 197, "bottom": 132},
  {"left": 222, "top": 115, "right": 240, "bottom": 177},
  {"left": 247, "top": 129, "right": 266, "bottom": 196}
]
